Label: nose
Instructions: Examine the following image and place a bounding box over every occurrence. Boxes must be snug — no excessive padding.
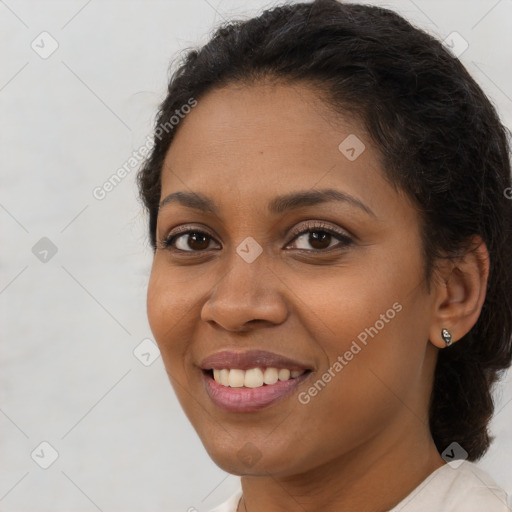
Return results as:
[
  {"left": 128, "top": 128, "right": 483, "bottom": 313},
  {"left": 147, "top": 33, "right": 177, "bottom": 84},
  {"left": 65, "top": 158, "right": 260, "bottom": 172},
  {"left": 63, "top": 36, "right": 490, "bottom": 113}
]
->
[{"left": 200, "top": 252, "right": 288, "bottom": 332}]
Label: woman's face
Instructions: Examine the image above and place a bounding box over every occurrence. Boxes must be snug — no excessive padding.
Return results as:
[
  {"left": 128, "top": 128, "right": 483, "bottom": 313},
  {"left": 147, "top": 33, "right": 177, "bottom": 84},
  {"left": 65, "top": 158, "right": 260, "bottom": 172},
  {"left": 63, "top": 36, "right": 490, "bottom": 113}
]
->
[{"left": 147, "top": 81, "right": 440, "bottom": 477}]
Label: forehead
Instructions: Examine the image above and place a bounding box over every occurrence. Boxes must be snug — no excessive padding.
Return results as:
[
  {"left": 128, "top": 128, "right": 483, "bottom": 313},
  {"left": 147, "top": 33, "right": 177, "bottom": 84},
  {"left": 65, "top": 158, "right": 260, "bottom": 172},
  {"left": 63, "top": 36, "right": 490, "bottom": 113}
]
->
[
  {"left": 164, "top": 80, "right": 353, "bottom": 167},
  {"left": 160, "top": 81, "right": 408, "bottom": 220}
]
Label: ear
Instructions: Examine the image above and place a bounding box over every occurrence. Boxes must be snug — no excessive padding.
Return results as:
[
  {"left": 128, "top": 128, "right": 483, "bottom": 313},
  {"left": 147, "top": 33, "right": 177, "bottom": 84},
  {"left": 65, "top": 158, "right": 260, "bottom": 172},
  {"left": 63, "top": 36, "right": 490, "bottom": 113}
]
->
[{"left": 428, "top": 235, "right": 490, "bottom": 349}]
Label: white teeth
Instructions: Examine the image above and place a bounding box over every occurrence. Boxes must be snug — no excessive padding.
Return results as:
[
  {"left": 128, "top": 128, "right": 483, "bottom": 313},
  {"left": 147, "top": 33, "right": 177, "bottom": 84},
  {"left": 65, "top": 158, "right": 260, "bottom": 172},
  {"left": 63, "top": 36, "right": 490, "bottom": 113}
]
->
[
  {"left": 211, "top": 367, "right": 306, "bottom": 388},
  {"left": 219, "top": 369, "right": 230, "bottom": 387},
  {"left": 228, "top": 369, "right": 245, "bottom": 388},
  {"left": 263, "top": 367, "right": 279, "bottom": 385},
  {"left": 278, "top": 368, "right": 290, "bottom": 381},
  {"left": 214, "top": 369, "right": 231, "bottom": 387},
  {"left": 244, "top": 368, "right": 264, "bottom": 388}
]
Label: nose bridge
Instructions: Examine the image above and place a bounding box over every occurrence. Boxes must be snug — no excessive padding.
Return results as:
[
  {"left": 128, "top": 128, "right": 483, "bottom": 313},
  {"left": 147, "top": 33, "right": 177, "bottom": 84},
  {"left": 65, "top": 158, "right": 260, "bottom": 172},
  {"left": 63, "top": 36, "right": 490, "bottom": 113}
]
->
[
  {"left": 212, "top": 243, "right": 270, "bottom": 306},
  {"left": 215, "top": 224, "right": 269, "bottom": 295},
  {"left": 200, "top": 244, "right": 287, "bottom": 329}
]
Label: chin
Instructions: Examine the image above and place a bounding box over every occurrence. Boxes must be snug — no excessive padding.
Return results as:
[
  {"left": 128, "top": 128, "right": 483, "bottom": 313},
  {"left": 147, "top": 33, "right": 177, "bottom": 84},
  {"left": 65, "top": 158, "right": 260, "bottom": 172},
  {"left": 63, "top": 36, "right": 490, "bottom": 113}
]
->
[{"left": 200, "top": 432, "right": 307, "bottom": 477}]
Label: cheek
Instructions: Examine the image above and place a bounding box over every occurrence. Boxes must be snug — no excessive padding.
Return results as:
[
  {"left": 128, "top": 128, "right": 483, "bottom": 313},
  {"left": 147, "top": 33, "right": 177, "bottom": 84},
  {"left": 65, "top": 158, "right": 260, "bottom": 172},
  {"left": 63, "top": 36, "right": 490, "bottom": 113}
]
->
[
  {"left": 287, "top": 294, "right": 428, "bottom": 469},
  {"left": 146, "top": 259, "right": 222, "bottom": 377},
  {"left": 146, "top": 263, "right": 193, "bottom": 364},
  {"left": 288, "top": 248, "right": 430, "bottom": 405},
  {"left": 279, "top": 261, "right": 404, "bottom": 352},
  {"left": 146, "top": 270, "right": 170, "bottom": 345}
]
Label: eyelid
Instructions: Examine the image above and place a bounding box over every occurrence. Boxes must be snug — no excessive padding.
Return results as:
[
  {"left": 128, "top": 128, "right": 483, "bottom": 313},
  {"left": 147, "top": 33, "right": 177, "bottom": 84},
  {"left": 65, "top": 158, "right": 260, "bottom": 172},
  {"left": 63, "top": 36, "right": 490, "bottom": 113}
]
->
[
  {"left": 286, "top": 220, "right": 353, "bottom": 245},
  {"left": 158, "top": 223, "right": 220, "bottom": 251},
  {"left": 160, "top": 222, "right": 217, "bottom": 240},
  {"left": 159, "top": 220, "right": 353, "bottom": 252}
]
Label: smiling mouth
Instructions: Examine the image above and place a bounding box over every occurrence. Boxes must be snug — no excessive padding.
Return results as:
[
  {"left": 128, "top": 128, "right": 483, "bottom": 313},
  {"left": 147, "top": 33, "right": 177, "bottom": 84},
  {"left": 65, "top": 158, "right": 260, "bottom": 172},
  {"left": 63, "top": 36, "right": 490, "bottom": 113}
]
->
[
  {"left": 202, "top": 367, "right": 313, "bottom": 412},
  {"left": 203, "top": 367, "right": 311, "bottom": 388}
]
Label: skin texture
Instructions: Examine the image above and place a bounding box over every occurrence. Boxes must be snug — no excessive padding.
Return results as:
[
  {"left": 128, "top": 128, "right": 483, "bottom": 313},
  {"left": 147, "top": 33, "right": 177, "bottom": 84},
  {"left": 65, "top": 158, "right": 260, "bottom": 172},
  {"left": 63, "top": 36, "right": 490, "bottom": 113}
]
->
[{"left": 146, "top": 81, "right": 490, "bottom": 512}]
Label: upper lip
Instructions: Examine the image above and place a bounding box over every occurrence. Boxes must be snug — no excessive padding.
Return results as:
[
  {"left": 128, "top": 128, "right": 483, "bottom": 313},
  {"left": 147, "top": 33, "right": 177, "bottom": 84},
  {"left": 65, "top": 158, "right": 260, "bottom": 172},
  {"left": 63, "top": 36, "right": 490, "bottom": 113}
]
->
[{"left": 199, "top": 349, "right": 313, "bottom": 371}]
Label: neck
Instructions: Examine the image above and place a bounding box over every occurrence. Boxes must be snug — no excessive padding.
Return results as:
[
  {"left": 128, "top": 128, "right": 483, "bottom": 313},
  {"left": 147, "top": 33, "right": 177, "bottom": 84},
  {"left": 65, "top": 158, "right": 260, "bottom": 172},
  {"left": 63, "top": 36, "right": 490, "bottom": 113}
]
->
[{"left": 237, "top": 419, "right": 445, "bottom": 512}]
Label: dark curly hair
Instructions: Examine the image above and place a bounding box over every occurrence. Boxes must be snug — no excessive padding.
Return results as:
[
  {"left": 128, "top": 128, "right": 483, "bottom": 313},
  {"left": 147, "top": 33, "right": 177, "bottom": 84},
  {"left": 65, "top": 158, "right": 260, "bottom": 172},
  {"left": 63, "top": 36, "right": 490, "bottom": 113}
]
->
[{"left": 137, "top": 0, "right": 512, "bottom": 461}]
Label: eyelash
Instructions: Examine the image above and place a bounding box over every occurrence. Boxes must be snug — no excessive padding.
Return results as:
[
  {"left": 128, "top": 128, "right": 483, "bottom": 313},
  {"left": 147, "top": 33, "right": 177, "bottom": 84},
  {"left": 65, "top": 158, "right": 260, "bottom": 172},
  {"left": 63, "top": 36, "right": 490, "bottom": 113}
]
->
[{"left": 158, "top": 221, "right": 353, "bottom": 254}]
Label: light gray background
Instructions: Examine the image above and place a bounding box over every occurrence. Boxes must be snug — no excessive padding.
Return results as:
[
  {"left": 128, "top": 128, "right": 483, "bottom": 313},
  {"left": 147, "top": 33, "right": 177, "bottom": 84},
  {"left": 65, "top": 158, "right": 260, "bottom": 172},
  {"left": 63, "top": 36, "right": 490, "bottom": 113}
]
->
[{"left": 1, "top": 1, "right": 511, "bottom": 511}]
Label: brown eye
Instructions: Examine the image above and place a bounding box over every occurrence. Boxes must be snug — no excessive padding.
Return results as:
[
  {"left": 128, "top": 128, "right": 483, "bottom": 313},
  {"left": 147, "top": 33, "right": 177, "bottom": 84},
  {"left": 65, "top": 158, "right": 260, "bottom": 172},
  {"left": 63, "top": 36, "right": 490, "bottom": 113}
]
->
[
  {"left": 308, "top": 231, "right": 332, "bottom": 250},
  {"left": 288, "top": 223, "right": 353, "bottom": 252},
  {"left": 185, "top": 232, "right": 211, "bottom": 251},
  {"left": 162, "top": 230, "right": 218, "bottom": 252}
]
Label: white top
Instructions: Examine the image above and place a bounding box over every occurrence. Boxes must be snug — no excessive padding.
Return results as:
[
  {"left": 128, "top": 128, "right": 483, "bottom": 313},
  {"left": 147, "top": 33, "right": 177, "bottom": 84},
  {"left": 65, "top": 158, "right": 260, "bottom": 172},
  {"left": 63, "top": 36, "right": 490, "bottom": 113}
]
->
[{"left": 209, "top": 461, "right": 511, "bottom": 512}]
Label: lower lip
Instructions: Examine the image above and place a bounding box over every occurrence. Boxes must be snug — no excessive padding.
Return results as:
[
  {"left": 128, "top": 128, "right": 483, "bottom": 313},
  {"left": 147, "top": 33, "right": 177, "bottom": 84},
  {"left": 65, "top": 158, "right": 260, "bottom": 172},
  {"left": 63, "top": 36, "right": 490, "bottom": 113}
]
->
[{"left": 203, "top": 371, "right": 311, "bottom": 412}]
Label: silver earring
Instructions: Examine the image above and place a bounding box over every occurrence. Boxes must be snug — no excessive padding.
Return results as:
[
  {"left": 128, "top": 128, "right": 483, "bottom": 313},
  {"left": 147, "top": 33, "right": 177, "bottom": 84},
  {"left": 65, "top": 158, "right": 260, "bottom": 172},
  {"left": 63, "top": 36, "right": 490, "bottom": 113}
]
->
[{"left": 441, "top": 328, "right": 452, "bottom": 346}]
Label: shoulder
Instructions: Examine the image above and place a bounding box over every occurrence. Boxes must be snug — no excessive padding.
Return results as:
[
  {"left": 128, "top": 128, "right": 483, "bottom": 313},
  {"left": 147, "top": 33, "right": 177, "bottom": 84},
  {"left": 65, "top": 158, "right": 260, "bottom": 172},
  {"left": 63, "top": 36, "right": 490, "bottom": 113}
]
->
[
  {"left": 390, "top": 461, "right": 511, "bottom": 512},
  {"left": 206, "top": 463, "right": 511, "bottom": 512},
  {"left": 208, "top": 489, "right": 243, "bottom": 512}
]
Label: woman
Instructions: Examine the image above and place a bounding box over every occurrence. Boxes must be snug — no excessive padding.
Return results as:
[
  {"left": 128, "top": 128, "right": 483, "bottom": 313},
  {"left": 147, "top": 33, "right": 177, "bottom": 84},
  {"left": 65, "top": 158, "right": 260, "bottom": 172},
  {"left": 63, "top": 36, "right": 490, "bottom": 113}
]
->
[{"left": 137, "top": 1, "right": 512, "bottom": 510}]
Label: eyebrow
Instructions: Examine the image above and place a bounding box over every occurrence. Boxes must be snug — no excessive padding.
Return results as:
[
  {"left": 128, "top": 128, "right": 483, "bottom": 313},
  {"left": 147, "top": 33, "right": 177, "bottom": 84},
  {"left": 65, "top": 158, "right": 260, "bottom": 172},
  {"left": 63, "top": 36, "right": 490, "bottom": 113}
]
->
[{"left": 158, "top": 188, "right": 376, "bottom": 218}]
